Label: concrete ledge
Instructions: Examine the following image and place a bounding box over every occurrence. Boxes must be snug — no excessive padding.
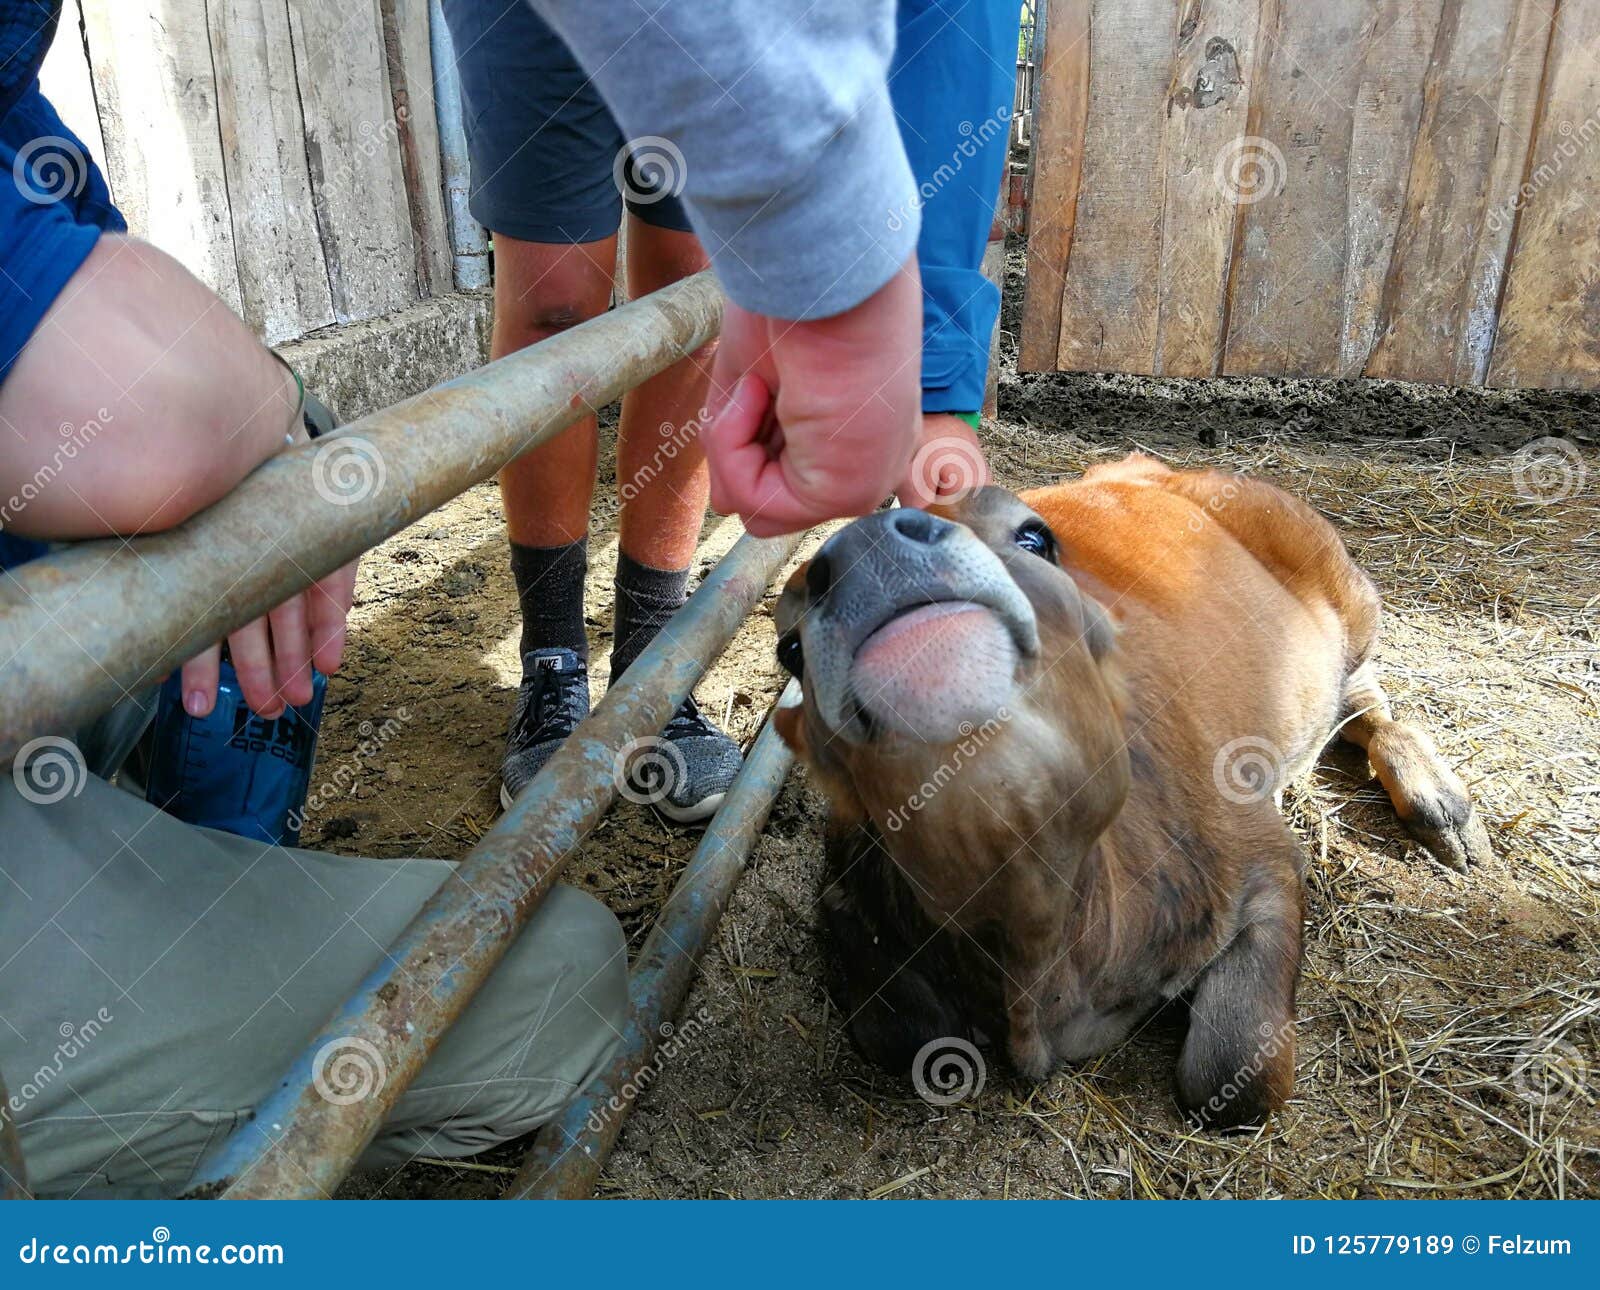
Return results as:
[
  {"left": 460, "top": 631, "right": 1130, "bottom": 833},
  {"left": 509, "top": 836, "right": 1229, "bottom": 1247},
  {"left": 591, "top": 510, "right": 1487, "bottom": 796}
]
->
[{"left": 278, "top": 290, "right": 494, "bottom": 423}]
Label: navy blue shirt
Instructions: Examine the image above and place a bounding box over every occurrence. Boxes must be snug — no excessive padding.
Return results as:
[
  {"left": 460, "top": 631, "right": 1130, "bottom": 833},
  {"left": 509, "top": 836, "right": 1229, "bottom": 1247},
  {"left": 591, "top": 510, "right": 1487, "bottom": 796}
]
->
[{"left": 1, "top": 0, "right": 126, "bottom": 382}]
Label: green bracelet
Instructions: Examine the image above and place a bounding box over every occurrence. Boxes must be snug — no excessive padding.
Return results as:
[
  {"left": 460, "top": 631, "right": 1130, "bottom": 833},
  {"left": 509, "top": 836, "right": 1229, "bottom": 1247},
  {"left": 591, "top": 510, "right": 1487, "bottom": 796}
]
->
[{"left": 951, "top": 411, "right": 982, "bottom": 431}]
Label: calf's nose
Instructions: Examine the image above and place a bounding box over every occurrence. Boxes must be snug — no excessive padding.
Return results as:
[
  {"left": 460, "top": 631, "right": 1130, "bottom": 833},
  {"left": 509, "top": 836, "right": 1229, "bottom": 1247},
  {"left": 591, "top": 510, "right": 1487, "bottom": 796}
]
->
[{"left": 808, "top": 508, "right": 956, "bottom": 601}]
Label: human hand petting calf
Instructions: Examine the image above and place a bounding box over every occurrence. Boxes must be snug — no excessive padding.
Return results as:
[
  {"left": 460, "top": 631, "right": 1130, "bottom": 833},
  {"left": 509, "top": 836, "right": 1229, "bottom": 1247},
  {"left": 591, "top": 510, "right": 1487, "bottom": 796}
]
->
[{"left": 704, "top": 256, "right": 924, "bottom": 539}]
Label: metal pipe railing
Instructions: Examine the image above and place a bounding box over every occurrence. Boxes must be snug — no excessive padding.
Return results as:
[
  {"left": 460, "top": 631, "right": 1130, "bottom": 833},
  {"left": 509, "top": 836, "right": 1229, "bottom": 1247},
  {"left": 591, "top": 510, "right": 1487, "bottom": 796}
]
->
[
  {"left": 184, "top": 531, "right": 801, "bottom": 1199},
  {"left": 428, "top": 0, "right": 490, "bottom": 290},
  {"left": 0, "top": 270, "right": 723, "bottom": 766},
  {"left": 1, "top": 1068, "right": 29, "bottom": 1199},
  {"left": 506, "top": 678, "right": 801, "bottom": 1200}
]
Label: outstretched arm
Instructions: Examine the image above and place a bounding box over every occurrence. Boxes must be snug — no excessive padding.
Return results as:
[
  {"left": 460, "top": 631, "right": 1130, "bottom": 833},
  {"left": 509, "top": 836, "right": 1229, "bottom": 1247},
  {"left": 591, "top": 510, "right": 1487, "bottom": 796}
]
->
[{"left": 531, "top": 0, "right": 924, "bottom": 534}]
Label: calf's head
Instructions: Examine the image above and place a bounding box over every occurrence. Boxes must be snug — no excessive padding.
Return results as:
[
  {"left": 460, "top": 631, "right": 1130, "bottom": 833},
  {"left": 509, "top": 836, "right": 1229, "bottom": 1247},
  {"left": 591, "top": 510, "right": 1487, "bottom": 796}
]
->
[{"left": 774, "top": 490, "right": 1130, "bottom": 948}]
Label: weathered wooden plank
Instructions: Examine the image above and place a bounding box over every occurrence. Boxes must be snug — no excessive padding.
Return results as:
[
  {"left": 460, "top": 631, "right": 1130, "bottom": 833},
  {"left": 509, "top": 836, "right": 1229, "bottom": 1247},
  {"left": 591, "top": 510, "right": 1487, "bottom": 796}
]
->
[
  {"left": 37, "top": 0, "right": 109, "bottom": 182},
  {"left": 1053, "top": 0, "right": 1176, "bottom": 372},
  {"left": 208, "top": 0, "right": 336, "bottom": 344},
  {"left": 1336, "top": 0, "right": 1445, "bottom": 375},
  {"left": 1223, "top": 2, "right": 1414, "bottom": 376},
  {"left": 1152, "top": 0, "right": 1268, "bottom": 376},
  {"left": 79, "top": 0, "right": 244, "bottom": 313},
  {"left": 381, "top": 0, "right": 454, "bottom": 297},
  {"left": 1364, "top": 0, "right": 1554, "bottom": 385},
  {"left": 1487, "top": 2, "right": 1600, "bottom": 389},
  {"left": 1018, "top": 0, "right": 1091, "bottom": 371},
  {"left": 286, "top": 0, "right": 418, "bottom": 323}
]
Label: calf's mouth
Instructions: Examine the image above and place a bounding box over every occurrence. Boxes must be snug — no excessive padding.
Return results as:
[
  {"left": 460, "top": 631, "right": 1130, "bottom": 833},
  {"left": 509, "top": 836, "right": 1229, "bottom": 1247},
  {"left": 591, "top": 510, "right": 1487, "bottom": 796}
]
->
[{"left": 798, "top": 509, "right": 1038, "bottom": 744}]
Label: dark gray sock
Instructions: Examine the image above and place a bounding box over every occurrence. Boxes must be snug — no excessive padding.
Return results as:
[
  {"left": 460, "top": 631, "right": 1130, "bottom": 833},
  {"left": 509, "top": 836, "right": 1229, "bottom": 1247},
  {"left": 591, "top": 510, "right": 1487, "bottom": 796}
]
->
[
  {"left": 510, "top": 538, "right": 589, "bottom": 663},
  {"left": 611, "top": 552, "right": 690, "bottom": 682}
]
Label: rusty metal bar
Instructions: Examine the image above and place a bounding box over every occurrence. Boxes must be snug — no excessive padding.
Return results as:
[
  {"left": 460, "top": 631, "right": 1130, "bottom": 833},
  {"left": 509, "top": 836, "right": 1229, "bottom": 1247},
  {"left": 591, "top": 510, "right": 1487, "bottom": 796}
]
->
[
  {"left": 0, "top": 271, "right": 724, "bottom": 765},
  {"left": 0, "top": 1068, "right": 29, "bottom": 1199},
  {"left": 505, "top": 679, "right": 801, "bottom": 1200},
  {"left": 183, "top": 531, "right": 800, "bottom": 1200}
]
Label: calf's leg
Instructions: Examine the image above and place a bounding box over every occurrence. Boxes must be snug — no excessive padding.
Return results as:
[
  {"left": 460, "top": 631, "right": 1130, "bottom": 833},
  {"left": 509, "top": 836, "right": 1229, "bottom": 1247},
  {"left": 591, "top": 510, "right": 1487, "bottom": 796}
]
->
[
  {"left": 1338, "top": 662, "right": 1492, "bottom": 872},
  {"left": 1178, "top": 862, "right": 1301, "bottom": 1129}
]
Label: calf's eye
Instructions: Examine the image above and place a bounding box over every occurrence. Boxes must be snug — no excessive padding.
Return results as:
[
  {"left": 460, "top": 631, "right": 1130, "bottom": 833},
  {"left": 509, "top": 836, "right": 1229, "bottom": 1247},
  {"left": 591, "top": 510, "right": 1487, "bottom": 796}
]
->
[
  {"left": 1012, "top": 519, "right": 1057, "bottom": 563},
  {"left": 777, "top": 631, "right": 804, "bottom": 677}
]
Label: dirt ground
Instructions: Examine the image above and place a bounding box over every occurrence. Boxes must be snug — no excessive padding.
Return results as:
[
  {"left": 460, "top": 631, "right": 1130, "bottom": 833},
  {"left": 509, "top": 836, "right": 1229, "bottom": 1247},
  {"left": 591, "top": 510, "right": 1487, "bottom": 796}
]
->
[{"left": 332, "top": 246, "right": 1598, "bottom": 1199}]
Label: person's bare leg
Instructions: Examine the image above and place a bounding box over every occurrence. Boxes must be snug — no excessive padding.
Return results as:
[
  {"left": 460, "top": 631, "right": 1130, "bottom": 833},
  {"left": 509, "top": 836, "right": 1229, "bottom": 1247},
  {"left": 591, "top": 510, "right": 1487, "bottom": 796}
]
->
[
  {"left": 615, "top": 218, "right": 714, "bottom": 572},
  {"left": 491, "top": 233, "right": 617, "bottom": 551},
  {"left": 610, "top": 215, "right": 740, "bottom": 824},
  {"left": 488, "top": 233, "right": 617, "bottom": 809}
]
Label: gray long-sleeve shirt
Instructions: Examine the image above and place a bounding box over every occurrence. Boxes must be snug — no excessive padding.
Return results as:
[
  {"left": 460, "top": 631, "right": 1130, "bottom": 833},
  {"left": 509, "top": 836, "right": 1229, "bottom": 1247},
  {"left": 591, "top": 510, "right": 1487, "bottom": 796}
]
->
[{"left": 532, "top": 0, "right": 919, "bottom": 321}]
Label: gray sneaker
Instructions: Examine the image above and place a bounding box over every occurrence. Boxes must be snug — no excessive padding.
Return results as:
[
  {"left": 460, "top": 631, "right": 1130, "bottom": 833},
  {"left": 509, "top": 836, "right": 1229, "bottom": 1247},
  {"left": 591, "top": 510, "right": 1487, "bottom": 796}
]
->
[
  {"left": 499, "top": 648, "right": 591, "bottom": 810},
  {"left": 626, "top": 695, "right": 743, "bottom": 825}
]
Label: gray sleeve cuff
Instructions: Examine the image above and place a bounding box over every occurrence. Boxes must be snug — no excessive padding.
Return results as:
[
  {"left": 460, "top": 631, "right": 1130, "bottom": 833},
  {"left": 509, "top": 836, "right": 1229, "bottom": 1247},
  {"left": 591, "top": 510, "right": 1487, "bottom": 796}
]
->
[{"left": 688, "top": 84, "right": 920, "bottom": 320}]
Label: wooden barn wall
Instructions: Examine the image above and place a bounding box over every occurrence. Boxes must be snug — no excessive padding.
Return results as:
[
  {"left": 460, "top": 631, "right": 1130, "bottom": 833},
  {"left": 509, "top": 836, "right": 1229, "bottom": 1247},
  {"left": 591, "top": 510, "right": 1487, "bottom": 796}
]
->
[
  {"left": 1019, "top": 0, "right": 1594, "bottom": 390},
  {"left": 39, "top": 0, "right": 454, "bottom": 346}
]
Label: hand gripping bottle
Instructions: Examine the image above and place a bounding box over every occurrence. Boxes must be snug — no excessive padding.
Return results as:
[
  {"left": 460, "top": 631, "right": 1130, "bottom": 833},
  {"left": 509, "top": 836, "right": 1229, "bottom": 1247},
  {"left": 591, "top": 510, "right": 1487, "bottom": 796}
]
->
[{"left": 144, "top": 656, "right": 327, "bottom": 845}]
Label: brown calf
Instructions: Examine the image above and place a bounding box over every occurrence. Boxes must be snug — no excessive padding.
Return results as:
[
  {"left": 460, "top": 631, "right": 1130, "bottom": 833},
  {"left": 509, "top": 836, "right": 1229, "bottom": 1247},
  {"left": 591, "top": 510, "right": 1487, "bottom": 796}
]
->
[{"left": 773, "top": 454, "right": 1490, "bottom": 1127}]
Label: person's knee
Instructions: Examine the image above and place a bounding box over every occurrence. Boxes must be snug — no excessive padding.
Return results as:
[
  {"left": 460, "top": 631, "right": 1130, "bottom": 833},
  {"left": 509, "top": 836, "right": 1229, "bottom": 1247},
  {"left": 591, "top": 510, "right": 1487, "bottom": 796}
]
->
[
  {"left": 365, "top": 887, "right": 627, "bottom": 1164},
  {"left": 476, "top": 884, "right": 627, "bottom": 1096},
  {"left": 495, "top": 296, "right": 609, "bottom": 354},
  {"left": 490, "top": 235, "right": 615, "bottom": 350}
]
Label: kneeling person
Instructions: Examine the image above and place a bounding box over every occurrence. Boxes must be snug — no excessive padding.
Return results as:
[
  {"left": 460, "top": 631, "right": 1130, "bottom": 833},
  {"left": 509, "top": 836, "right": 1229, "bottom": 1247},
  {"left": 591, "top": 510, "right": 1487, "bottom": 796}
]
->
[{"left": 0, "top": 26, "right": 625, "bottom": 1196}]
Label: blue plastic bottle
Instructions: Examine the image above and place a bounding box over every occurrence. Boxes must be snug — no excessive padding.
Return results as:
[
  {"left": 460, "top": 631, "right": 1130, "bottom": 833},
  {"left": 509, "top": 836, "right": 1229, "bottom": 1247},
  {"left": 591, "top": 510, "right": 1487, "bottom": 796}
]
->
[
  {"left": 144, "top": 659, "right": 327, "bottom": 845},
  {"left": 0, "top": 531, "right": 50, "bottom": 570}
]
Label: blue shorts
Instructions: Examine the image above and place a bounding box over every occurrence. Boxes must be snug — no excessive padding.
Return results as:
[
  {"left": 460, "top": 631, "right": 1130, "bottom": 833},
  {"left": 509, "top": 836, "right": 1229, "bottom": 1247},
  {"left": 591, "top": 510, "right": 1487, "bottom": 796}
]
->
[
  {"left": 0, "top": 84, "right": 125, "bottom": 383},
  {"left": 440, "top": 0, "right": 692, "bottom": 244}
]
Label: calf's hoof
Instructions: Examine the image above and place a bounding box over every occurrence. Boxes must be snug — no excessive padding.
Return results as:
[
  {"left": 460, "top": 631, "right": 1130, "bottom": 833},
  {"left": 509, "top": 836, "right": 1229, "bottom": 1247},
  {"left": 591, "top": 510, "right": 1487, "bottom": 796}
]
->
[
  {"left": 1007, "top": 1029, "right": 1054, "bottom": 1083},
  {"left": 1406, "top": 797, "right": 1493, "bottom": 873}
]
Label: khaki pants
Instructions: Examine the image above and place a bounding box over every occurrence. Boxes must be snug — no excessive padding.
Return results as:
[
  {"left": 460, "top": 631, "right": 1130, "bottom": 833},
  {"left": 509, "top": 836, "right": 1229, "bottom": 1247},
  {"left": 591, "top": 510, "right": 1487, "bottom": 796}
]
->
[{"left": 0, "top": 768, "right": 626, "bottom": 1197}]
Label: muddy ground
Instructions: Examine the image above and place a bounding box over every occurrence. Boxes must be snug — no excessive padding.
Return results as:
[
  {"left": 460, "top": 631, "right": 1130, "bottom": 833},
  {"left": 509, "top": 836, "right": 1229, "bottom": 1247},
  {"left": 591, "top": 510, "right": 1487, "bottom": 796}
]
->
[{"left": 332, "top": 247, "right": 1598, "bottom": 1199}]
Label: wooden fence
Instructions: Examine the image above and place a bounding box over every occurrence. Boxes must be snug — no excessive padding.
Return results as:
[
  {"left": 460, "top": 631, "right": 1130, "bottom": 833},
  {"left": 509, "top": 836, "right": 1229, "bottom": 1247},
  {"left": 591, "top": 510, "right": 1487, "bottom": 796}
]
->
[
  {"left": 1019, "top": 0, "right": 1599, "bottom": 390},
  {"left": 40, "top": 0, "right": 457, "bottom": 346}
]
